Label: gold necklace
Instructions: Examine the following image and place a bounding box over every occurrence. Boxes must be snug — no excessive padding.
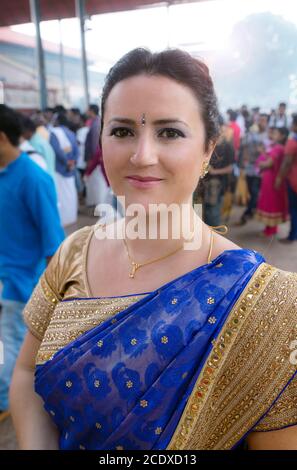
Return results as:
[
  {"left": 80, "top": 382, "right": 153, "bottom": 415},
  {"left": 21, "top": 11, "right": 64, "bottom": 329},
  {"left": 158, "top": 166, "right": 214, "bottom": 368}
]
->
[
  {"left": 98, "top": 220, "right": 227, "bottom": 279},
  {"left": 122, "top": 226, "right": 187, "bottom": 279},
  {"left": 122, "top": 223, "right": 228, "bottom": 279}
]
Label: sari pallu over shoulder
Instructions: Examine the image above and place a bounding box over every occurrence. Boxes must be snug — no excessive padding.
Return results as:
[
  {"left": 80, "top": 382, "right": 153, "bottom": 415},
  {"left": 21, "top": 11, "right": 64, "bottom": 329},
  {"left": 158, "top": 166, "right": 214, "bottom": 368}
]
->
[
  {"left": 34, "top": 249, "right": 284, "bottom": 450},
  {"left": 168, "top": 264, "right": 297, "bottom": 450}
]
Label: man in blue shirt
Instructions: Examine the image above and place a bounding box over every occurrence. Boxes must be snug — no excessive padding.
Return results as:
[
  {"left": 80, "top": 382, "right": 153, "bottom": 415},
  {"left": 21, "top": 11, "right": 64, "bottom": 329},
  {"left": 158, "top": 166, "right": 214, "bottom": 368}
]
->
[{"left": 0, "top": 105, "right": 65, "bottom": 418}]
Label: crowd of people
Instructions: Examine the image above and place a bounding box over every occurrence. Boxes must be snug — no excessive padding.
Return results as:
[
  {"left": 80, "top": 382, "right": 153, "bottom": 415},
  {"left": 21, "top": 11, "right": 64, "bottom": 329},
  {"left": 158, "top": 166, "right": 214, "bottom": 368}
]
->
[
  {"left": 2, "top": 100, "right": 297, "bottom": 238},
  {"left": 200, "top": 102, "right": 297, "bottom": 244},
  {"left": 3, "top": 104, "right": 112, "bottom": 228}
]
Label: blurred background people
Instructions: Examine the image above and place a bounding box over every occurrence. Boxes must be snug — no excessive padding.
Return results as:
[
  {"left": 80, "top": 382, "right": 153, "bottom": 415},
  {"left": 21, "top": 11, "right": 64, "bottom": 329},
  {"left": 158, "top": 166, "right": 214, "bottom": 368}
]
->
[
  {"left": 203, "top": 117, "right": 235, "bottom": 226},
  {"left": 269, "top": 102, "right": 291, "bottom": 129},
  {"left": 0, "top": 105, "right": 64, "bottom": 417},
  {"left": 50, "top": 112, "right": 79, "bottom": 227},
  {"left": 276, "top": 114, "right": 297, "bottom": 243},
  {"left": 238, "top": 113, "right": 270, "bottom": 225},
  {"left": 256, "top": 127, "right": 289, "bottom": 237},
  {"left": 84, "top": 104, "right": 100, "bottom": 165},
  {"left": 20, "top": 115, "right": 56, "bottom": 182}
]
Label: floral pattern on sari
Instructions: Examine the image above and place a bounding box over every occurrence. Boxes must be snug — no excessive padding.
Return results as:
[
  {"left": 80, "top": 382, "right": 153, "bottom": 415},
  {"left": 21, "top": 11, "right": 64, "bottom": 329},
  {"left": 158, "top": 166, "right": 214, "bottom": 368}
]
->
[{"left": 32, "top": 249, "right": 268, "bottom": 450}]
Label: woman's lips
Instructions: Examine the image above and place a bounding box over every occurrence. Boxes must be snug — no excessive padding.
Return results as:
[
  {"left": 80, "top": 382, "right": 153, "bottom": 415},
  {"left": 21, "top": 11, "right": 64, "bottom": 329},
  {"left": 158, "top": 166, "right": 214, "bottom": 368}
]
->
[{"left": 125, "top": 176, "right": 164, "bottom": 188}]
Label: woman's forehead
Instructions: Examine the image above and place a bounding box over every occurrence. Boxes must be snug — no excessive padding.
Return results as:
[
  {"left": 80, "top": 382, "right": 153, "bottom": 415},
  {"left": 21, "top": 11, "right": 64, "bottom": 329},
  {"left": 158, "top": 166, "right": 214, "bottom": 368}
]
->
[{"left": 104, "top": 75, "right": 201, "bottom": 122}]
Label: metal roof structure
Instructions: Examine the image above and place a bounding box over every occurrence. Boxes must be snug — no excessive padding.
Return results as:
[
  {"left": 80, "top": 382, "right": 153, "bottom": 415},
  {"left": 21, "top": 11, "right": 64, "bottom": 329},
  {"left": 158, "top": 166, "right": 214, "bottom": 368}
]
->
[
  {"left": 0, "top": 0, "right": 211, "bottom": 109},
  {"left": 0, "top": 0, "right": 209, "bottom": 27}
]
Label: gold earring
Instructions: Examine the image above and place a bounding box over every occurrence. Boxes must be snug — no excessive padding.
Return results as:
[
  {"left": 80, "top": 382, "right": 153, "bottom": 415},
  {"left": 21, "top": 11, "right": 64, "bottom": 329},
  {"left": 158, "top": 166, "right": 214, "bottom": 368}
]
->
[{"left": 201, "top": 161, "right": 209, "bottom": 178}]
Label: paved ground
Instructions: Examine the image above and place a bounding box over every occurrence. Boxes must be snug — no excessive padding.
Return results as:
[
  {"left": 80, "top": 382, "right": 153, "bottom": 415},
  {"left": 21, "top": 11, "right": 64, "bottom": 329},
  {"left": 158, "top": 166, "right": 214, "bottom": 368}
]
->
[{"left": 1, "top": 204, "right": 296, "bottom": 449}]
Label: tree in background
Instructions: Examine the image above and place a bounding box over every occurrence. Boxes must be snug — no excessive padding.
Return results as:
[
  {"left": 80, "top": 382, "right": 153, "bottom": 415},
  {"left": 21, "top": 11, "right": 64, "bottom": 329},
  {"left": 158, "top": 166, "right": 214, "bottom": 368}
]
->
[{"left": 213, "top": 12, "right": 297, "bottom": 109}]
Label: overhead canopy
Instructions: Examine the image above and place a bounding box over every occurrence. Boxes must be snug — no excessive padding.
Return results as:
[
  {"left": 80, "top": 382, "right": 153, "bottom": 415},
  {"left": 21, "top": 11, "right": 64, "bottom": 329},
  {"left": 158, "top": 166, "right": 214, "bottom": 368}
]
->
[
  {"left": 1, "top": 0, "right": 211, "bottom": 109},
  {"left": 1, "top": 0, "right": 209, "bottom": 27}
]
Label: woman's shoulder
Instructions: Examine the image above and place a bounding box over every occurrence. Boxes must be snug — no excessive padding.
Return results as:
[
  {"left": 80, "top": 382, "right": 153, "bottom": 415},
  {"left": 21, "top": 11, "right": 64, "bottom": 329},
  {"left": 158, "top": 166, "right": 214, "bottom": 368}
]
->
[
  {"left": 56, "top": 224, "right": 96, "bottom": 275},
  {"left": 211, "top": 231, "right": 242, "bottom": 260},
  {"left": 59, "top": 224, "right": 94, "bottom": 254},
  {"left": 44, "top": 225, "right": 95, "bottom": 296},
  {"left": 212, "top": 232, "right": 297, "bottom": 284},
  {"left": 267, "top": 263, "right": 297, "bottom": 292},
  {"left": 240, "top": 261, "right": 297, "bottom": 337}
]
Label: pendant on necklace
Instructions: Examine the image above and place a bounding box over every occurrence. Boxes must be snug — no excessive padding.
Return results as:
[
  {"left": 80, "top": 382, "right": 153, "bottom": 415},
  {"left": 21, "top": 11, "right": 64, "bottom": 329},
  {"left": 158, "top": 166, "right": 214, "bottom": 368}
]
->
[{"left": 129, "top": 261, "right": 141, "bottom": 278}]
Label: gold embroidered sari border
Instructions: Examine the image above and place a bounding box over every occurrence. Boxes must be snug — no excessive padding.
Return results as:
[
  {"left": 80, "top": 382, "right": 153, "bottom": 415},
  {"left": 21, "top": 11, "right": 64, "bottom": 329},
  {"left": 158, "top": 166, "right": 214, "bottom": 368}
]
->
[
  {"left": 35, "top": 294, "right": 147, "bottom": 365},
  {"left": 167, "top": 262, "right": 276, "bottom": 450},
  {"left": 41, "top": 275, "right": 60, "bottom": 304},
  {"left": 200, "top": 269, "right": 297, "bottom": 449},
  {"left": 23, "top": 276, "right": 60, "bottom": 341}
]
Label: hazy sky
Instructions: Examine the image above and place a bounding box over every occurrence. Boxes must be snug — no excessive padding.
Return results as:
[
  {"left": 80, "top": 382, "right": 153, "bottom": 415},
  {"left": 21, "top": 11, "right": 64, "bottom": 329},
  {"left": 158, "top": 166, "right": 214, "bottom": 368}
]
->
[{"left": 11, "top": 0, "right": 297, "bottom": 72}]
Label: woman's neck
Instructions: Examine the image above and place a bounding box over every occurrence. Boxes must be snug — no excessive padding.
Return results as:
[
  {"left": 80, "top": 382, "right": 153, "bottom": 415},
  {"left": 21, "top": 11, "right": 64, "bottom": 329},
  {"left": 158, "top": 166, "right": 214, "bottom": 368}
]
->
[{"left": 121, "top": 205, "right": 207, "bottom": 262}]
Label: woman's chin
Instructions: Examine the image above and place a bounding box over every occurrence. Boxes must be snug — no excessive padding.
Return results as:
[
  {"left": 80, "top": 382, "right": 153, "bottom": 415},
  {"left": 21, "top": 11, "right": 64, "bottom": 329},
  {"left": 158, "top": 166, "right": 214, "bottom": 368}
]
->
[
  {"left": 121, "top": 199, "right": 192, "bottom": 221},
  {"left": 113, "top": 187, "right": 191, "bottom": 215},
  {"left": 116, "top": 194, "right": 167, "bottom": 214}
]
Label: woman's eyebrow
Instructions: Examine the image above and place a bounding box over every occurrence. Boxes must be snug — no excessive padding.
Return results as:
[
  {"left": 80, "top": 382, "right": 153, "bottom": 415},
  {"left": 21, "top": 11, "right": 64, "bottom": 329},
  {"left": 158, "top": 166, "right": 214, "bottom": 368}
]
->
[
  {"left": 108, "top": 117, "right": 189, "bottom": 127},
  {"left": 153, "top": 119, "right": 189, "bottom": 128},
  {"left": 108, "top": 117, "right": 135, "bottom": 125}
]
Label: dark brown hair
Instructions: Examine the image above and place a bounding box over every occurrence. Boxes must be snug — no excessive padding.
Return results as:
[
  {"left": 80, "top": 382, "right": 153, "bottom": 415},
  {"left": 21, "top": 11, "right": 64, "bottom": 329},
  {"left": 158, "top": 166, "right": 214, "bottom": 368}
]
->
[{"left": 100, "top": 48, "right": 220, "bottom": 150}]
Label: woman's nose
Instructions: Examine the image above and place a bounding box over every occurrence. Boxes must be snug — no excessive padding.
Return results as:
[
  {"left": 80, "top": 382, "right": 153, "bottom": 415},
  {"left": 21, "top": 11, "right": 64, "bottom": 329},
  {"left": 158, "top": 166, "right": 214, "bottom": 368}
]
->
[{"left": 130, "top": 134, "right": 159, "bottom": 166}]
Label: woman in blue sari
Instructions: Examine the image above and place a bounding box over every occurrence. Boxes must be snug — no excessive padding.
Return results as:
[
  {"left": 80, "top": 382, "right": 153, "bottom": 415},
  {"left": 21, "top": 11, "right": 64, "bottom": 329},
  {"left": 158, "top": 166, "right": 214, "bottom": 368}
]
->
[{"left": 10, "top": 48, "right": 297, "bottom": 450}]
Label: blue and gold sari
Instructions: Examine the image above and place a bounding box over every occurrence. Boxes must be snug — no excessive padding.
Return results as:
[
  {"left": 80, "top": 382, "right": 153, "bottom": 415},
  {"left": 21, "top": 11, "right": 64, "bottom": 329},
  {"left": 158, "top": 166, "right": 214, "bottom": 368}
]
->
[{"left": 23, "top": 226, "right": 297, "bottom": 450}]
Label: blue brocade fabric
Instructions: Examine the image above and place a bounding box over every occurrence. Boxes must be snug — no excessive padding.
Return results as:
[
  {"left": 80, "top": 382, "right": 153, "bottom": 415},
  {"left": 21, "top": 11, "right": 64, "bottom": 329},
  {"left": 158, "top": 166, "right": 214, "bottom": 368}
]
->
[{"left": 35, "top": 249, "right": 265, "bottom": 450}]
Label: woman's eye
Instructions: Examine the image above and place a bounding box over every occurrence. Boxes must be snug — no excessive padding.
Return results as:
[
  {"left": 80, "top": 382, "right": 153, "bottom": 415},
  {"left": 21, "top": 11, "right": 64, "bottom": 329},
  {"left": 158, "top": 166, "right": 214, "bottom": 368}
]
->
[
  {"left": 110, "top": 127, "right": 133, "bottom": 138},
  {"left": 158, "top": 128, "right": 185, "bottom": 139}
]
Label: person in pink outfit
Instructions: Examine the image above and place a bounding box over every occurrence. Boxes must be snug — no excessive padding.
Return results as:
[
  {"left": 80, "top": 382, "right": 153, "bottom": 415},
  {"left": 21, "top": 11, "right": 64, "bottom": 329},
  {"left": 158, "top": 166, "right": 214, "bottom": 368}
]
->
[{"left": 256, "top": 127, "right": 289, "bottom": 237}]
